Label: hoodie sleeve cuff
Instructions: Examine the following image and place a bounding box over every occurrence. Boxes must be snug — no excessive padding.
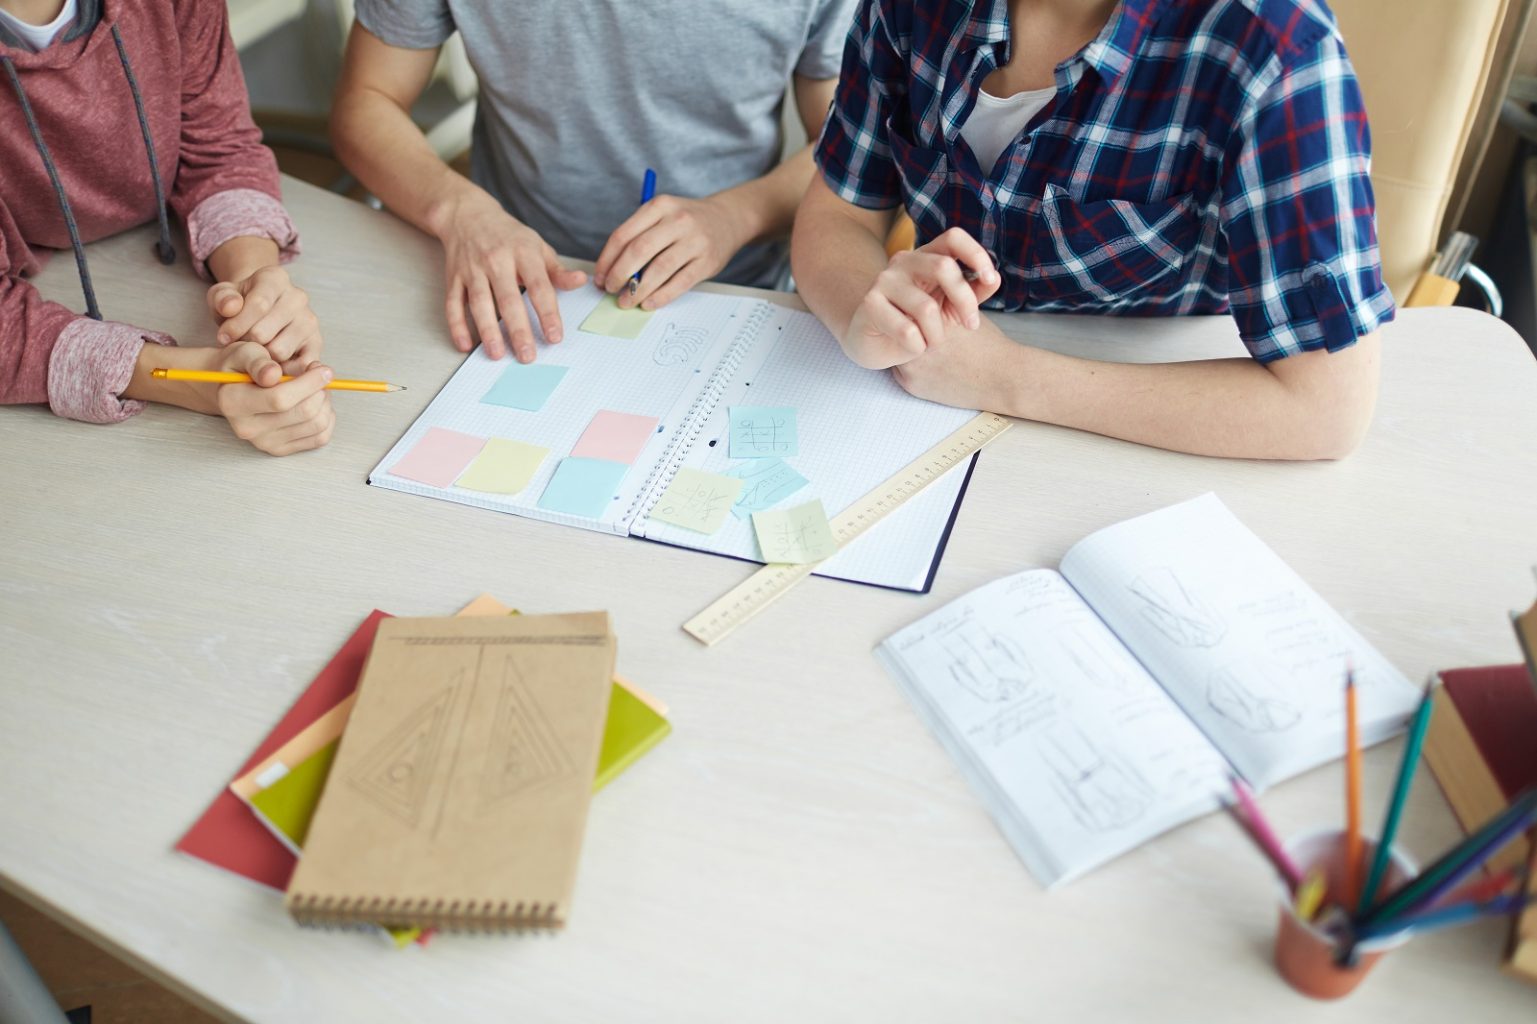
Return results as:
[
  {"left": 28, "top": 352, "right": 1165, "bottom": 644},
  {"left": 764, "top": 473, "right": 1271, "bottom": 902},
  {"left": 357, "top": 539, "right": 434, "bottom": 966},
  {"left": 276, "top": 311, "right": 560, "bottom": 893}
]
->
[
  {"left": 47, "top": 319, "right": 177, "bottom": 424},
  {"left": 187, "top": 188, "right": 302, "bottom": 281}
]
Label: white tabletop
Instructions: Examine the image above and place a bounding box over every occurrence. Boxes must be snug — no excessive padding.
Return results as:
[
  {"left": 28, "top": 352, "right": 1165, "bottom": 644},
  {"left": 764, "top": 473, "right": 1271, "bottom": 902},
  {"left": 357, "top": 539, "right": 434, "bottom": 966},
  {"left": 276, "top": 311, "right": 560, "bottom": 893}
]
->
[{"left": 3, "top": 176, "right": 1535, "bottom": 1022}]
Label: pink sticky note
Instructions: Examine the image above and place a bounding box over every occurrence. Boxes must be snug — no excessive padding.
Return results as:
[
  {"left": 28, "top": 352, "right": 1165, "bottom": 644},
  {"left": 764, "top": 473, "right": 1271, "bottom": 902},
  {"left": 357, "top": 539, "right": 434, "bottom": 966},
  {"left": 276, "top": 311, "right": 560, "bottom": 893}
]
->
[
  {"left": 388, "top": 427, "right": 486, "bottom": 487},
  {"left": 570, "top": 410, "right": 660, "bottom": 465}
]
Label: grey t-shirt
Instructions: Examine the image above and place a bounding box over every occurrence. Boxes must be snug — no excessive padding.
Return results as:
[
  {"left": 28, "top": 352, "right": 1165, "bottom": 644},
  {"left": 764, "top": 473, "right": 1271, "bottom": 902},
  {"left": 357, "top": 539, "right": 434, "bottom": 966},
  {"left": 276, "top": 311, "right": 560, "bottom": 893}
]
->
[{"left": 355, "top": 0, "right": 858, "bottom": 290}]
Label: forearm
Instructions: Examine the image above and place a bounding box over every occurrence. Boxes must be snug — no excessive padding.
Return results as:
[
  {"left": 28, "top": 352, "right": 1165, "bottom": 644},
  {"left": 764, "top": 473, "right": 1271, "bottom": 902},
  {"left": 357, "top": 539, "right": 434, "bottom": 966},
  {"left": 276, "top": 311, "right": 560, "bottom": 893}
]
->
[
  {"left": 121, "top": 344, "right": 224, "bottom": 415},
  {"left": 207, "top": 236, "right": 280, "bottom": 284},
  {"left": 331, "top": 87, "right": 484, "bottom": 239},
  {"left": 790, "top": 189, "right": 894, "bottom": 340},
  {"left": 715, "top": 144, "right": 818, "bottom": 247},
  {"left": 999, "top": 336, "right": 1379, "bottom": 460}
]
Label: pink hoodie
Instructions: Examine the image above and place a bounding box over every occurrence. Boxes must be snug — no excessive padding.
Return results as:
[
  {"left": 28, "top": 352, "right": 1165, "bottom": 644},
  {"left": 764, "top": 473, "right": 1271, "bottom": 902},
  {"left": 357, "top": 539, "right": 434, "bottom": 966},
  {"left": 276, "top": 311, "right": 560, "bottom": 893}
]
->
[{"left": 0, "top": 0, "right": 298, "bottom": 424}]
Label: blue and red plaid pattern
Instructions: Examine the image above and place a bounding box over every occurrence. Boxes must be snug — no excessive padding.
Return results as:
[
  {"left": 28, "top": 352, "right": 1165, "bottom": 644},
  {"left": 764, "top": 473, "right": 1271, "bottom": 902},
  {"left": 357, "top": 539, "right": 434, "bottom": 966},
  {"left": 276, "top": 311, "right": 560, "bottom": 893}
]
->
[{"left": 816, "top": 0, "right": 1395, "bottom": 362}]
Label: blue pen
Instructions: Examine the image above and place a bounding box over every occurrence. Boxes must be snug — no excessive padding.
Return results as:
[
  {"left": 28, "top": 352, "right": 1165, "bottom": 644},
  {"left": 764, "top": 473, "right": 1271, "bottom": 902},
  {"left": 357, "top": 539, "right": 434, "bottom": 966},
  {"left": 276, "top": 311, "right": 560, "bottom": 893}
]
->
[{"left": 628, "top": 168, "right": 658, "bottom": 296}]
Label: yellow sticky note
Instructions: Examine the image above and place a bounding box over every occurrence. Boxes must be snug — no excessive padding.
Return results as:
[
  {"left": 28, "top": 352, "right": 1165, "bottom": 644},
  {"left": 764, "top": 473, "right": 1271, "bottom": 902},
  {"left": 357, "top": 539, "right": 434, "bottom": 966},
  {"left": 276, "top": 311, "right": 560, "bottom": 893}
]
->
[
  {"left": 454, "top": 438, "right": 550, "bottom": 494},
  {"left": 650, "top": 468, "right": 743, "bottom": 534},
  {"left": 752, "top": 499, "right": 838, "bottom": 563},
  {"left": 580, "top": 295, "right": 655, "bottom": 339}
]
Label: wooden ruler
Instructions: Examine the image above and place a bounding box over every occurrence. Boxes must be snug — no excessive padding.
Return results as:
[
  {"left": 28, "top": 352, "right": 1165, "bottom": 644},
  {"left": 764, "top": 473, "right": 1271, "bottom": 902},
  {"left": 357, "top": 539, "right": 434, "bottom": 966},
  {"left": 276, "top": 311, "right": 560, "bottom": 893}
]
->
[{"left": 682, "top": 412, "right": 1013, "bottom": 646}]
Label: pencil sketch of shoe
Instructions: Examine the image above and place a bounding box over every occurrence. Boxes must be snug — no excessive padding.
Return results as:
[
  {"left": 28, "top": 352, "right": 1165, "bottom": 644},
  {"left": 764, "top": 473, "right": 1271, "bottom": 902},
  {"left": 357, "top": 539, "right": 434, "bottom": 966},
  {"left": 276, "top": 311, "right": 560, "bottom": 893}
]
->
[
  {"left": 1206, "top": 660, "right": 1302, "bottom": 733},
  {"left": 942, "top": 622, "right": 1036, "bottom": 703},
  {"left": 1127, "top": 567, "right": 1226, "bottom": 647},
  {"left": 1059, "top": 623, "right": 1135, "bottom": 692},
  {"left": 1039, "top": 723, "right": 1152, "bottom": 832}
]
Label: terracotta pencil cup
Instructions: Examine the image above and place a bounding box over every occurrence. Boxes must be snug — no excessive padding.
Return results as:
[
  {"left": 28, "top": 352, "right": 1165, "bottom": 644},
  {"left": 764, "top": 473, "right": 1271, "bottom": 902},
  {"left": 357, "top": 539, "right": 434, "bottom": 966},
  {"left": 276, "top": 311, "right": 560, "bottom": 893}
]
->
[{"left": 1272, "top": 828, "right": 1416, "bottom": 1000}]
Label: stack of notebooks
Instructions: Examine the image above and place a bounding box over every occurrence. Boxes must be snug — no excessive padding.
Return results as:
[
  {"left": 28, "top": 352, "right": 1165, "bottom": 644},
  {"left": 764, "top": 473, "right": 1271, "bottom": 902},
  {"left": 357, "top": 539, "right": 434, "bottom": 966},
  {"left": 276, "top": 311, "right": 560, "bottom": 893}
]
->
[
  {"left": 1422, "top": 596, "right": 1537, "bottom": 984},
  {"left": 176, "top": 595, "right": 671, "bottom": 941}
]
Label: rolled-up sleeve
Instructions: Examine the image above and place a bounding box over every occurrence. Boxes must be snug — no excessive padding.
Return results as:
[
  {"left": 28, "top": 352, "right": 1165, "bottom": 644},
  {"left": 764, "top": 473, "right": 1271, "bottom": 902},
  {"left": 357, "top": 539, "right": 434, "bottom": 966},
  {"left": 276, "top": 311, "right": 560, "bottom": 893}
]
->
[
  {"left": 814, "top": 0, "right": 905, "bottom": 210},
  {"left": 47, "top": 319, "right": 176, "bottom": 424}
]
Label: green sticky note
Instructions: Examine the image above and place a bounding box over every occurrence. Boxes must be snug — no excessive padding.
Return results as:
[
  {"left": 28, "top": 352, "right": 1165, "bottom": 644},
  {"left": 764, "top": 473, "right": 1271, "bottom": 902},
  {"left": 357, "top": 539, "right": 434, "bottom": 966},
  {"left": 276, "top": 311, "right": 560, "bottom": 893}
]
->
[
  {"left": 752, "top": 499, "right": 838, "bottom": 563},
  {"left": 249, "top": 740, "right": 339, "bottom": 852},
  {"left": 454, "top": 438, "right": 550, "bottom": 494},
  {"left": 650, "top": 467, "right": 744, "bottom": 535},
  {"left": 580, "top": 295, "right": 655, "bottom": 339}
]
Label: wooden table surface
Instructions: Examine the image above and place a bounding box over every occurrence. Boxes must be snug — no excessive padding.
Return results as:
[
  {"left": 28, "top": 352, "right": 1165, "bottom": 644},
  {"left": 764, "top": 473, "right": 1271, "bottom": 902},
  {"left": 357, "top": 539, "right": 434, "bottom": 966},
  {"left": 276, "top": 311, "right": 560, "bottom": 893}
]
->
[{"left": 3, "top": 176, "right": 1535, "bottom": 1022}]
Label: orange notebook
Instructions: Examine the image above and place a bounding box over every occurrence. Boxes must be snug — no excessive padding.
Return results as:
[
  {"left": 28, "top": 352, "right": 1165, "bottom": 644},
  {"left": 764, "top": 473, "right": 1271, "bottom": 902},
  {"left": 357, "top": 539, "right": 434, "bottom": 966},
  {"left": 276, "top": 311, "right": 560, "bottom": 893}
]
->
[{"left": 285, "top": 612, "right": 615, "bottom": 931}]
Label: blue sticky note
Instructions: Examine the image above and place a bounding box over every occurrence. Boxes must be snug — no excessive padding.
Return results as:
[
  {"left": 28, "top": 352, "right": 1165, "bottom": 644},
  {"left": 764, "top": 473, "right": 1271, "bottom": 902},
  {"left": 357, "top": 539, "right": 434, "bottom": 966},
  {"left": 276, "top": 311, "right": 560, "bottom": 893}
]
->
[
  {"left": 482, "top": 362, "right": 569, "bottom": 411},
  {"left": 537, "top": 457, "right": 628, "bottom": 518},
  {"left": 726, "top": 458, "right": 809, "bottom": 519},
  {"left": 729, "top": 406, "right": 798, "bottom": 458}
]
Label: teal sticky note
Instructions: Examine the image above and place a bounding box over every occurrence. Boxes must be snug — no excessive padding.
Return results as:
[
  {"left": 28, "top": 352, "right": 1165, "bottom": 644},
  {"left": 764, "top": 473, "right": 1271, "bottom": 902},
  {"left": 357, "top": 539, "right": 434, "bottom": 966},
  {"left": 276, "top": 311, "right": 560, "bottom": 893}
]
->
[
  {"left": 537, "top": 457, "right": 628, "bottom": 518},
  {"left": 482, "top": 362, "right": 569, "bottom": 411},
  {"left": 729, "top": 406, "right": 798, "bottom": 458},
  {"left": 727, "top": 458, "right": 808, "bottom": 519}
]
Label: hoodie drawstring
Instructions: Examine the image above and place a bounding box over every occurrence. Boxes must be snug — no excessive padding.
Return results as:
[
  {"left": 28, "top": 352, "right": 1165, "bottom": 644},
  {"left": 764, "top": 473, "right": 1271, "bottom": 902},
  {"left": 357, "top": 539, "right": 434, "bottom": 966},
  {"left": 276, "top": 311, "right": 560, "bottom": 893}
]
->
[
  {"left": 2, "top": 21, "right": 178, "bottom": 323},
  {"left": 2, "top": 54, "right": 101, "bottom": 320},
  {"left": 109, "top": 25, "right": 174, "bottom": 267}
]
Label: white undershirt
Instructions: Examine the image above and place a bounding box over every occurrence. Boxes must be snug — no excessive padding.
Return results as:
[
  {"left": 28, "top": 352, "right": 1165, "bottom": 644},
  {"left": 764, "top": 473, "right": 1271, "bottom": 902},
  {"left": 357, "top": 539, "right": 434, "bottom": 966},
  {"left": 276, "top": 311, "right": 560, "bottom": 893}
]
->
[
  {"left": 959, "top": 85, "right": 1055, "bottom": 176},
  {"left": 0, "top": 0, "right": 76, "bottom": 52}
]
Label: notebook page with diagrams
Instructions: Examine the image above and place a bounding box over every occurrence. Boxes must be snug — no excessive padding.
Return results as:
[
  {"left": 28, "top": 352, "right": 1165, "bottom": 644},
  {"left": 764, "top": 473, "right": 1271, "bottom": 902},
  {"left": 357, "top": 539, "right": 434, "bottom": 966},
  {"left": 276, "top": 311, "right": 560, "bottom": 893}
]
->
[{"left": 877, "top": 494, "right": 1421, "bottom": 887}]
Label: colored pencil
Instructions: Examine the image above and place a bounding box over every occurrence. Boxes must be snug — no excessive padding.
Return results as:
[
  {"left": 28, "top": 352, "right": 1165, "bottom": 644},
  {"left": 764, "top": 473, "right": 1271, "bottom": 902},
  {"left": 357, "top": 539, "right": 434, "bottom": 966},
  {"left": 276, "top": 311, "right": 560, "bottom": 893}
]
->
[
  {"left": 1354, "top": 893, "right": 1535, "bottom": 943},
  {"left": 1295, "top": 868, "right": 1328, "bottom": 921},
  {"left": 1437, "top": 867, "right": 1518, "bottom": 907},
  {"left": 1345, "top": 668, "right": 1363, "bottom": 910},
  {"left": 1357, "top": 679, "right": 1435, "bottom": 914},
  {"left": 1225, "top": 775, "right": 1304, "bottom": 891},
  {"left": 149, "top": 369, "right": 404, "bottom": 393},
  {"left": 627, "top": 167, "right": 659, "bottom": 296},
  {"left": 1358, "top": 789, "right": 1537, "bottom": 927}
]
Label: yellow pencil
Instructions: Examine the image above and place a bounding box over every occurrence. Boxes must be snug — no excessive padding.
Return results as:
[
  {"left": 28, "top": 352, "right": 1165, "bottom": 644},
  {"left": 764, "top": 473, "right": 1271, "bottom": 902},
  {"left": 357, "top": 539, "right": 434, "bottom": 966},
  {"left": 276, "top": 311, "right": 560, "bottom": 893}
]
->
[
  {"left": 1345, "top": 667, "right": 1363, "bottom": 910},
  {"left": 1295, "top": 868, "right": 1327, "bottom": 921},
  {"left": 149, "top": 369, "right": 405, "bottom": 393}
]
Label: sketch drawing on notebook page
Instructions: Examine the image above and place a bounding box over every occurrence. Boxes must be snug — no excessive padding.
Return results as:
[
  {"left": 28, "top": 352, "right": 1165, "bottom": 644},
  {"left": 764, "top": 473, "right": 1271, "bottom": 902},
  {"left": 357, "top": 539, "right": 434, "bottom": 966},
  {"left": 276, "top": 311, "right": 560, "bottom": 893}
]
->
[
  {"left": 1040, "top": 723, "right": 1154, "bottom": 833},
  {"left": 1127, "top": 566, "right": 1227, "bottom": 647}
]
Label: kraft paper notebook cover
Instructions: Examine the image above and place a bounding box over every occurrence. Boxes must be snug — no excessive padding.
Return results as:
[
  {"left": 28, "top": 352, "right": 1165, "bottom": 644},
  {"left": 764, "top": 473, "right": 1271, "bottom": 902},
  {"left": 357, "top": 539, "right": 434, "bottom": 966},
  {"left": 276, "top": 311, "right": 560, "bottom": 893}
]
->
[{"left": 285, "top": 613, "right": 615, "bottom": 931}]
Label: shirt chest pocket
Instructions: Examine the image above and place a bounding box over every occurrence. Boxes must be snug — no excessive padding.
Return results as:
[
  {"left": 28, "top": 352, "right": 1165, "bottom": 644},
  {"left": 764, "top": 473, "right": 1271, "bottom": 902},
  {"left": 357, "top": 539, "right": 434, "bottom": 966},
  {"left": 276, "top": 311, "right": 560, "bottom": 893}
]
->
[
  {"left": 1026, "top": 185, "right": 1199, "bottom": 306},
  {"left": 885, "top": 114, "right": 950, "bottom": 237}
]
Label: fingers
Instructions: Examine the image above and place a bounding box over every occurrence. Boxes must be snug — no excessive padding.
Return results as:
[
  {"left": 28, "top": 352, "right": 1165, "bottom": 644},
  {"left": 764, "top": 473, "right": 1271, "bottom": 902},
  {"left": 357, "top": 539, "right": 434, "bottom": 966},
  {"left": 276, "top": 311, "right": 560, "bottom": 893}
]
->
[
  {"left": 445, "top": 278, "right": 473, "bottom": 353},
  {"left": 550, "top": 265, "right": 589, "bottom": 291},
  {"left": 217, "top": 276, "right": 280, "bottom": 345},
  {"left": 258, "top": 400, "right": 337, "bottom": 456},
  {"left": 904, "top": 252, "right": 983, "bottom": 330},
  {"left": 223, "top": 340, "right": 284, "bottom": 388},
  {"left": 520, "top": 253, "right": 564, "bottom": 348},
  {"left": 923, "top": 227, "right": 1000, "bottom": 303},
  {"left": 627, "top": 236, "right": 700, "bottom": 310},
  {"left": 466, "top": 274, "right": 507, "bottom": 361},
  {"left": 244, "top": 302, "right": 321, "bottom": 363},
  {"left": 878, "top": 269, "right": 947, "bottom": 349},
  {"left": 855, "top": 290, "right": 926, "bottom": 366},
  {"left": 605, "top": 218, "right": 687, "bottom": 300},
  {"left": 488, "top": 260, "right": 538, "bottom": 363},
  {"left": 594, "top": 202, "right": 666, "bottom": 284},
  {"left": 207, "top": 282, "right": 243, "bottom": 322},
  {"left": 636, "top": 252, "right": 708, "bottom": 310},
  {"left": 220, "top": 362, "right": 333, "bottom": 418}
]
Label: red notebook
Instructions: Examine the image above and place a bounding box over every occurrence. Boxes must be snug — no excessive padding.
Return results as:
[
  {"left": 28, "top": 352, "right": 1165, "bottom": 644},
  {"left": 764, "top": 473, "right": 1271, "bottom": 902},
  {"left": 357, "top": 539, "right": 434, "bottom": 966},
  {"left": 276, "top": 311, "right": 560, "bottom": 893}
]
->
[
  {"left": 1422, "top": 662, "right": 1537, "bottom": 984},
  {"left": 175, "top": 611, "right": 387, "bottom": 890}
]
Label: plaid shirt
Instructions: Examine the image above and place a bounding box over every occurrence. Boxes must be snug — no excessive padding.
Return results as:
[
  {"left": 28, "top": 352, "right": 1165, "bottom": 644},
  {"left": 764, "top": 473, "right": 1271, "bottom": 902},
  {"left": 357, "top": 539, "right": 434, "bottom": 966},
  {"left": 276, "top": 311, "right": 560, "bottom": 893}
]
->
[{"left": 816, "top": 0, "right": 1395, "bottom": 362}]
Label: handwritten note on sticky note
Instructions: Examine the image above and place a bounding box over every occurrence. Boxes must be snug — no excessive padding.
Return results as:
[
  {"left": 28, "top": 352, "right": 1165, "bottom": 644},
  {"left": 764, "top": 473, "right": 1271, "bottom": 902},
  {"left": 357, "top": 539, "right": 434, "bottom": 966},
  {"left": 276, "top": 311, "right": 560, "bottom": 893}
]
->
[
  {"left": 571, "top": 410, "right": 659, "bottom": 465},
  {"left": 537, "top": 457, "right": 628, "bottom": 518},
  {"left": 580, "top": 295, "right": 654, "bottom": 339},
  {"left": 729, "top": 406, "right": 798, "bottom": 458},
  {"left": 388, "top": 427, "right": 486, "bottom": 488},
  {"left": 455, "top": 438, "right": 550, "bottom": 494},
  {"left": 727, "top": 458, "right": 808, "bottom": 519},
  {"left": 752, "top": 499, "right": 837, "bottom": 563},
  {"left": 482, "top": 362, "right": 569, "bottom": 411},
  {"left": 650, "top": 468, "right": 743, "bottom": 535}
]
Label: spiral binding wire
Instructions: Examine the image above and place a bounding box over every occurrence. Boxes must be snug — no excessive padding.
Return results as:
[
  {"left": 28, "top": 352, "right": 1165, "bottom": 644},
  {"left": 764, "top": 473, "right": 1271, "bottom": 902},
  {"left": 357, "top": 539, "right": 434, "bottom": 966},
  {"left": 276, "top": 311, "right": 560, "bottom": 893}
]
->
[
  {"left": 286, "top": 893, "right": 562, "bottom": 933},
  {"left": 620, "top": 299, "right": 776, "bottom": 531}
]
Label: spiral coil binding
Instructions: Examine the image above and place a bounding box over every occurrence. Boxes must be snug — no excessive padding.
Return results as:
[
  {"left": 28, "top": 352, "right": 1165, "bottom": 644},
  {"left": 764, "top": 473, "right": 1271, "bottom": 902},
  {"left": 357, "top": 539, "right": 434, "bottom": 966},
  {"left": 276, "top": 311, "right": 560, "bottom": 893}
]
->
[{"left": 286, "top": 893, "right": 563, "bottom": 933}]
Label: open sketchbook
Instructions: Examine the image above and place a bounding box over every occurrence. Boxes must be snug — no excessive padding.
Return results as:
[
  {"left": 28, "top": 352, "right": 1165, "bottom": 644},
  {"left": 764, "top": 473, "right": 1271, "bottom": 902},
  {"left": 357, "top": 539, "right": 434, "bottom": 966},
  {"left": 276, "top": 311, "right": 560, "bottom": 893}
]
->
[
  {"left": 876, "top": 494, "right": 1421, "bottom": 888},
  {"left": 368, "top": 288, "right": 978, "bottom": 591}
]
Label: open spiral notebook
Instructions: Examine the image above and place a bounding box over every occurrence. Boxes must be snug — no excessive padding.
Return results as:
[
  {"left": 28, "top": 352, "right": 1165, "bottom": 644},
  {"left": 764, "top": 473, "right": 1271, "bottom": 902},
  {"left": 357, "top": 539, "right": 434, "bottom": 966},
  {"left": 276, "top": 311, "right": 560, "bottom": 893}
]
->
[{"left": 368, "top": 287, "right": 981, "bottom": 591}]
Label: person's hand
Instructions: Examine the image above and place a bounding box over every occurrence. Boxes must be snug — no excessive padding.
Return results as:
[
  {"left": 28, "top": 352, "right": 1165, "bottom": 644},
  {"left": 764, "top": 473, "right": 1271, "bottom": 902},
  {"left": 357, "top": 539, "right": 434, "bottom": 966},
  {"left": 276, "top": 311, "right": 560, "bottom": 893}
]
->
[
  {"left": 593, "top": 193, "right": 752, "bottom": 311},
  {"left": 889, "top": 317, "right": 1023, "bottom": 414},
  {"left": 207, "top": 266, "right": 322, "bottom": 374},
  {"left": 213, "top": 341, "right": 336, "bottom": 456},
  {"left": 843, "top": 228, "right": 1000, "bottom": 370},
  {"left": 435, "top": 189, "right": 588, "bottom": 362}
]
